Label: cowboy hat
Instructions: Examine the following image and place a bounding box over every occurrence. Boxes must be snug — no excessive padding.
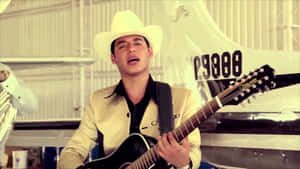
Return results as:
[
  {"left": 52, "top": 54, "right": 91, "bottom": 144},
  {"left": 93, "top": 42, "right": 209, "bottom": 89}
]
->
[
  {"left": 94, "top": 10, "right": 163, "bottom": 62},
  {"left": 0, "top": 0, "right": 11, "bottom": 14}
]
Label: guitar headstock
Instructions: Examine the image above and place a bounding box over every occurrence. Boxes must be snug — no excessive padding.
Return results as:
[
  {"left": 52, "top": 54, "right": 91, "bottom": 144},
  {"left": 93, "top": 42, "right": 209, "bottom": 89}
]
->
[{"left": 218, "top": 64, "right": 275, "bottom": 106}]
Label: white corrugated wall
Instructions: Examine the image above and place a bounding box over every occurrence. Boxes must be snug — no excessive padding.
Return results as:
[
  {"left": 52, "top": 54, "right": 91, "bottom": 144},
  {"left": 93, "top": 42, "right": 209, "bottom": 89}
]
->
[{"left": 0, "top": 0, "right": 298, "bottom": 121}]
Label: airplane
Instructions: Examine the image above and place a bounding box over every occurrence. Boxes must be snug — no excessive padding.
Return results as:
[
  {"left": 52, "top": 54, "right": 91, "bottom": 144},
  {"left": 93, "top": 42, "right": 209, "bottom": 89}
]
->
[{"left": 149, "top": 1, "right": 300, "bottom": 169}]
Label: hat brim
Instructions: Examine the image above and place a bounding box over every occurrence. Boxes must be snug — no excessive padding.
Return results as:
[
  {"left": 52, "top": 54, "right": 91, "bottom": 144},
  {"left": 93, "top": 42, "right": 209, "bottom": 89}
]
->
[{"left": 94, "top": 25, "right": 163, "bottom": 62}]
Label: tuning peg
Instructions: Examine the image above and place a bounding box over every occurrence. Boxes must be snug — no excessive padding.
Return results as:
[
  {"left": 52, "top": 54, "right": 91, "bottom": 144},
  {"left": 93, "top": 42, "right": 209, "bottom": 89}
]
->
[
  {"left": 229, "top": 80, "right": 235, "bottom": 86},
  {"left": 259, "top": 68, "right": 264, "bottom": 72},
  {"left": 252, "top": 84, "right": 257, "bottom": 89},
  {"left": 253, "top": 72, "right": 258, "bottom": 76},
  {"left": 234, "top": 96, "right": 239, "bottom": 101},
  {"left": 240, "top": 92, "right": 245, "bottom": 97},
  {"left": 257, "top": 80, "right": 263, "bottom": 85},
  {"left": 264, "top": 76, "right": 269, "bottom": 80},
  {"left": 242, "top": 74, "right": 248, "bottom": 79},
  {"left": 270, "top": 81, "right": 276, "bottom": 88},
  {"left": 245, "top": 89, "right": 251, "bottom": 93}
]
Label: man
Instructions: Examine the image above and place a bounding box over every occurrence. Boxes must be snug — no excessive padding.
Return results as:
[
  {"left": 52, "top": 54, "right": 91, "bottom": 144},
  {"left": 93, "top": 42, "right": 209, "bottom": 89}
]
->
[
  {"left": 0, "top": 63, "right": 38, "bottom": 167},
  {"left": 59, "top": 10, "right": 201, "bottom": 169}
]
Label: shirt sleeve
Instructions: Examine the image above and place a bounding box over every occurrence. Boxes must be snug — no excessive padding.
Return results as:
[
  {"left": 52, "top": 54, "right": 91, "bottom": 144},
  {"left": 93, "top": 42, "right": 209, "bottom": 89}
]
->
[
  {"left": 58, "top": 103, "right": 98, "bottom": 169},
  {"left": 0, "top": 71, "right": 38, "bottom": 114}
]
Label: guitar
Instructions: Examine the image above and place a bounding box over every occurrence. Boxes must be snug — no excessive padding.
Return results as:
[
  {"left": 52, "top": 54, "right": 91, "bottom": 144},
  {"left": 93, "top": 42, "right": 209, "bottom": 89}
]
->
[{"left": 84, "top": 64, "right": 276, "bottom": 169}]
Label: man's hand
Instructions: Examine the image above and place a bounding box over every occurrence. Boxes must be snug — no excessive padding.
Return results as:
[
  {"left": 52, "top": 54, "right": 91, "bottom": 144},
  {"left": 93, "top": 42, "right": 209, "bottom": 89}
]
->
[{"left": 157, "top": 132, "right": 191, "bottom": 168}]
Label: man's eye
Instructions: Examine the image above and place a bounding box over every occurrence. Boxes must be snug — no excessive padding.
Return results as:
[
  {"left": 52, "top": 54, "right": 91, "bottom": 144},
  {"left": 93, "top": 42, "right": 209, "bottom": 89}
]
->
[
  {"left": 135, "top": 43, "right": 141, "bottom": 46},
  {"left": 119, "top": 45, "right": 125, "bottom": 49}
]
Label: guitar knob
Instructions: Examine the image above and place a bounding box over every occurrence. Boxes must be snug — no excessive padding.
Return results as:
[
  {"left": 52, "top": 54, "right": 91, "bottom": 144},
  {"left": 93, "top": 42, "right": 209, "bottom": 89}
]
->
[
  {"left": 234, "top": 97, "right": 239, "bottom": 101},
  {"left": 252, "top": 84, "right": 257, "bottom": 89}
]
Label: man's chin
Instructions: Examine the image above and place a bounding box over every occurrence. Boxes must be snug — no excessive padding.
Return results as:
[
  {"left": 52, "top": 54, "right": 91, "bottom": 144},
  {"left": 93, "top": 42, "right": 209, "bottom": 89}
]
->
[{"left": 125, "top": 69, "right": 148, "bottom": 77}]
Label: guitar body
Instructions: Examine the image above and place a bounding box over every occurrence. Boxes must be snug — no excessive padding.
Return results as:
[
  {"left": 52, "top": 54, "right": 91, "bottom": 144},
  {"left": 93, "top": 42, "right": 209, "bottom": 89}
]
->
[{"left": 84, "top": 133, "right": 170, "bottom": 169}]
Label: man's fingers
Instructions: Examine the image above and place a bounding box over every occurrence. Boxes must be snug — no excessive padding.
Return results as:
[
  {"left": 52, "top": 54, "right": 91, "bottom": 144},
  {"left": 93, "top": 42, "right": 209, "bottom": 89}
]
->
[
  {"left": 167, "top": 132, "right": 178, "bottom": 145},
  {"left": 181, "top": 138, "right": 190, "bottom": 150}
]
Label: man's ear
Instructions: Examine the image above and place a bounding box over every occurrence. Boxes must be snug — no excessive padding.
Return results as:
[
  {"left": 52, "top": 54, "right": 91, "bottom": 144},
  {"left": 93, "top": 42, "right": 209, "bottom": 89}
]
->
[
  {"left": 148, "top": 47, "right": 153, "bottom": 58},
  {"left": 111, "top": 54, "right": 116, "bottom": 64}
]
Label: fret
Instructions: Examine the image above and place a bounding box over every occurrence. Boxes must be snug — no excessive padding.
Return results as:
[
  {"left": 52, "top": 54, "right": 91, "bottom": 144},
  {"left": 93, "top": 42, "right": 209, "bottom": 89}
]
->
[
  {"left": 144, "top": 156, "right": 150, "bottom": 168},
  {"left": 181, "top": 125, "right": 187, "bottom": 137},
  {"left": 183, "top": 122, "right": 190, "bottom": 135},
  {"left": 152, "top": 146, "right": 159, "bottom": 160},
  {"left": 178, "top": 127, "right": 184, "bottom": 139},
  {"left": 173, "top": 130, "right": 179, "bottom": 142},
  {"left": 144, "top": 154, "right": 149, "bottom": 167},
  {"left": 207, "top": 101, "right": 214, "bottom": 114},
  {"left": 187, "top": 119, "right": 194, "bottom": 131},
  {"left": 137, "top": 159, "right": 142, "bottom": 169},
  {"left": 200, "top": 108, "right": 207, "bottom": 120},
  {"left": 195, "top": 112, "right": 201, "bottom": 125},
  {"left": 144, "top": 157, "right": 149, "bottom": 169},
  {"left": 149, "top": 148, "right": 156, "bottom": 162},
  {"left": 189, "top": 117, "right": 196, "bottom": 129},
  {"left": 141, "top": 158, "right": 146, "bottom": 169},
  {"left": 146, "top": 152, "right": 153, "bottom": 164}
]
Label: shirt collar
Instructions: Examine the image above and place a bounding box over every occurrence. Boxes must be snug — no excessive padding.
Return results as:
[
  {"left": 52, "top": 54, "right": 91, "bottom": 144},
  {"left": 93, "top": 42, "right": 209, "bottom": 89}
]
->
[{"left": 105, "top": 75, "right": 156, "bottom": 99}]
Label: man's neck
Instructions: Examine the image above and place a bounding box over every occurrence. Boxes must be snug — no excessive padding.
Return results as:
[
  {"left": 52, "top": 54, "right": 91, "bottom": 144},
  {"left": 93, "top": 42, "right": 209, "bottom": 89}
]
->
[{"left": 122, "top": 73, "right": 149, "bottom": 105}]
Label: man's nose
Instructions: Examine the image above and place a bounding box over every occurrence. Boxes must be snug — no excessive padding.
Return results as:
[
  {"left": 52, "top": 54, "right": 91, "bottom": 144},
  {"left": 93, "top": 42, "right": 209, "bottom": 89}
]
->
[{"left": 128, "top": 44, "right": 136, "bottom": 52}]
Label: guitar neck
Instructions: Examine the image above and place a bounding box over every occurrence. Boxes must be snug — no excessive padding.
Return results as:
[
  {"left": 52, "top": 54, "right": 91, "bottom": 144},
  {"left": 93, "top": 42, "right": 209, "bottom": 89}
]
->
[
  {"left": 172, "top": 97, "right": 221, "bottom": 142},
  {"left": 129, "top": 97, "right": 221, "bottom": 169}
]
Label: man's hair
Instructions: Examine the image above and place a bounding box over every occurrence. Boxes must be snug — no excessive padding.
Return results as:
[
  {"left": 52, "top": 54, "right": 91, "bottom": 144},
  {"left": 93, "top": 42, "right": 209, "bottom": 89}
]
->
[{"left": 110, "top": 36, "right": 150, "bottom": 55}]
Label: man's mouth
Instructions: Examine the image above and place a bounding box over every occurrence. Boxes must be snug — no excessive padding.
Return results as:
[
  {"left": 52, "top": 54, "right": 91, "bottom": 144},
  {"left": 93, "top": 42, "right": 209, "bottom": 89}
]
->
[{"left": 128, "top": 58, "right": 140, "bottom": 63}]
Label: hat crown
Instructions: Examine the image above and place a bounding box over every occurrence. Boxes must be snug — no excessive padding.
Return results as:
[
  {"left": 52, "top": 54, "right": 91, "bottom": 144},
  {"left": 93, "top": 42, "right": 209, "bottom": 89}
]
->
[{"left": 111, "top": 10, "right": 144, "bottom": 32}]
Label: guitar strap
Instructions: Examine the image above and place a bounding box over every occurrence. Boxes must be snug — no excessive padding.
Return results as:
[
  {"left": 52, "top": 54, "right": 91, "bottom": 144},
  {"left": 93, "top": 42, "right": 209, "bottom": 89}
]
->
[
  {"left": 155, "top": 82, "right": 174, "bottom": 135},
  {"left": 96, "top": 81, "right": 174, "bottom": 158}
]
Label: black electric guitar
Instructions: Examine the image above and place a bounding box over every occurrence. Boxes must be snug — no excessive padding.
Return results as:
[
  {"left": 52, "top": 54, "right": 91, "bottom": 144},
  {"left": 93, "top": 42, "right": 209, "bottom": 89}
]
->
[{"left": 84, "top": 64, "right": 276, "bottom": 169}]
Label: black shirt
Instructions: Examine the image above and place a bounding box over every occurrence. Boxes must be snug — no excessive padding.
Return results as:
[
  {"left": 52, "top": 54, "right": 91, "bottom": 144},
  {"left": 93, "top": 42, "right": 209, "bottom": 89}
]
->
[{"left": 114, "top": 75, "right": 156, "bottom": 133}]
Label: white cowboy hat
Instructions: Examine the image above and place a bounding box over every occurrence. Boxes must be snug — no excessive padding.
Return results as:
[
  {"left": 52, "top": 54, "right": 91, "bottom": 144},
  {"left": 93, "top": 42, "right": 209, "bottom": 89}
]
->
[
  {"left": 94, "top": 10, "right": 163, "bottom": 62},
  {"left": 0, "top": 0, "right": 11, "bottom": 14}
]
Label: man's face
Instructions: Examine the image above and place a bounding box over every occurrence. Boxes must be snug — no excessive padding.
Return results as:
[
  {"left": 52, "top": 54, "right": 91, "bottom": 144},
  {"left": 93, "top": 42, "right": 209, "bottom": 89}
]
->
[{"left": 111, "top": 35, "right": 153, "bottom": 77}]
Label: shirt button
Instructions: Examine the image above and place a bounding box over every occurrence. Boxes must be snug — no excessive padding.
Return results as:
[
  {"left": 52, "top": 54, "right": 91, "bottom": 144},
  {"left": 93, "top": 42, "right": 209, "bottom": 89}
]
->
[{"left": 126, "top": 112, "right": 130, "bottom": 118}]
